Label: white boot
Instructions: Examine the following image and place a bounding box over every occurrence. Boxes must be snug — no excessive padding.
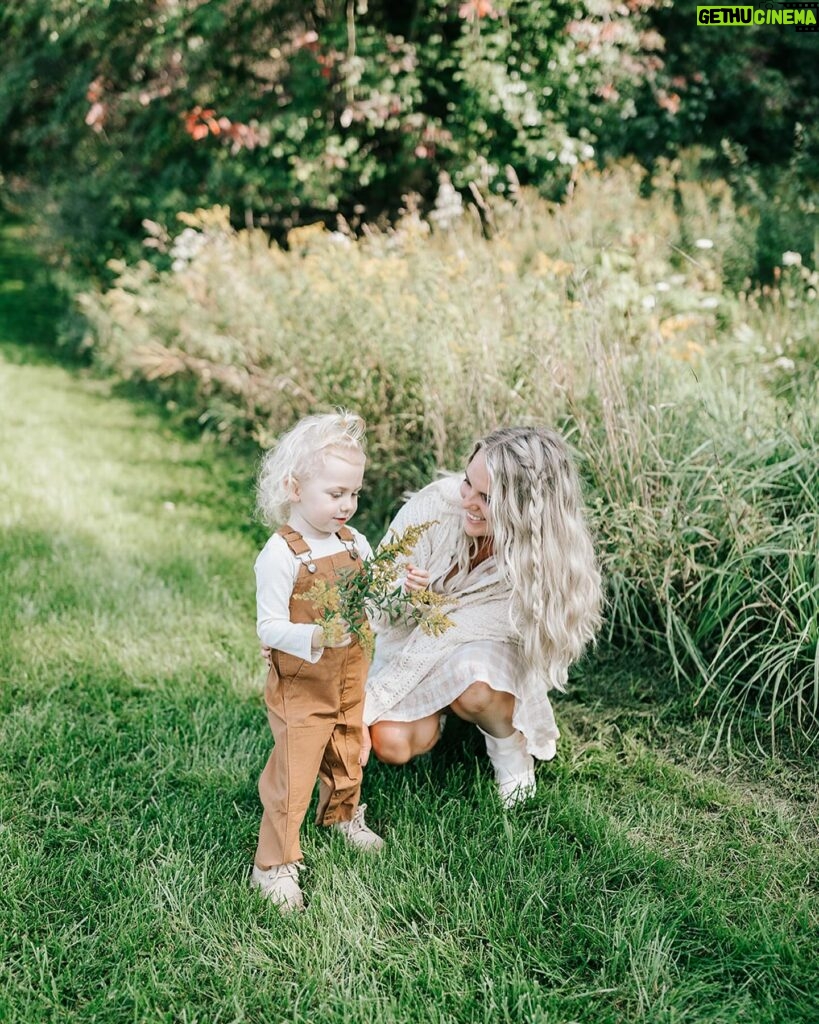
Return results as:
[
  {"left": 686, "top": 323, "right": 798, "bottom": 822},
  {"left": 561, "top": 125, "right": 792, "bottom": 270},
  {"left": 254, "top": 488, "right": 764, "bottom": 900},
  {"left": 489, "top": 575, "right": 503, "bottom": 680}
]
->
[{"left": 479, "top": 728, "right": 536, "bottom": 809}]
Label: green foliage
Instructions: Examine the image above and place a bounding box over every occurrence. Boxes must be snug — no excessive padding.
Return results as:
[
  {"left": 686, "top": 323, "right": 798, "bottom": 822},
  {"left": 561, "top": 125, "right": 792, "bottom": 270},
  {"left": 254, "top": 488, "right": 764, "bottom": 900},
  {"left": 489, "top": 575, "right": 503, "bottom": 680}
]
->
[
  {"left": 580, "top": 367, "right": 819, "bottom": 753},
  {"left": 2, "top": 0, "right": 817, "bottom": 283},
  {"left": 0, "top": 0, "right": 702, "bottom": 278},
  {"left": 637, "top": 0, "right": 819, "bottom": 172}
]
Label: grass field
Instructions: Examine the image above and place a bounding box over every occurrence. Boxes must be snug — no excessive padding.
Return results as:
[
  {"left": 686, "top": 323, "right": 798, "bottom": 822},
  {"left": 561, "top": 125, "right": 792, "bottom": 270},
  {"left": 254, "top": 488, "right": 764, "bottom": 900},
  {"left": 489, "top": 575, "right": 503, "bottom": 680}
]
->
[{"left": 1, "top": 222, "right": 817, "bottom": 1023}]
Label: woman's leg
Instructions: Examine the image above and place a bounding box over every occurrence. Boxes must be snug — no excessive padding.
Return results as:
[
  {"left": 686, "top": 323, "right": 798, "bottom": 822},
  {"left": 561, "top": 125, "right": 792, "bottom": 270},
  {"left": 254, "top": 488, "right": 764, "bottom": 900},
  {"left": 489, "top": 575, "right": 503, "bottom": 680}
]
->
[
  {"left": 450, "top": 681, "right": 535, "bottom": 808},
  {"left": 449, "top": 680, "right": 515, "bottom": 736},
  {"left": 370, "top": 714, "right": 442, "bottom": 764}
]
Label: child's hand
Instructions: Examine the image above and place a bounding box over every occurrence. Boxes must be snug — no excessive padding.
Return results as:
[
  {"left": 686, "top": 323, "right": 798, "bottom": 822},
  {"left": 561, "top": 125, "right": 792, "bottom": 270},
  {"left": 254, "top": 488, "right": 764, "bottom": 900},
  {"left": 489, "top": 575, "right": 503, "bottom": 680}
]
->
[
  {"left": 311, "top": 623, "right": 352, "bottom": 650},
  {"left": 359, "top": 723, "right": 372, "bottom": 766},
  {"left": 403, "top": 564, "right": 431, "bottom": 592}
]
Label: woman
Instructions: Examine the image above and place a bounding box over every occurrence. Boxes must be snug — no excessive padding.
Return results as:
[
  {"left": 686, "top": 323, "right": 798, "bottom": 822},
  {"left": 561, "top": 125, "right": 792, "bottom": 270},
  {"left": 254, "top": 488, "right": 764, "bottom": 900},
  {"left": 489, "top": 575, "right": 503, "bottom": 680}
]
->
[{"left": 365, "top": 426, "right": 603, "bottom": 806}]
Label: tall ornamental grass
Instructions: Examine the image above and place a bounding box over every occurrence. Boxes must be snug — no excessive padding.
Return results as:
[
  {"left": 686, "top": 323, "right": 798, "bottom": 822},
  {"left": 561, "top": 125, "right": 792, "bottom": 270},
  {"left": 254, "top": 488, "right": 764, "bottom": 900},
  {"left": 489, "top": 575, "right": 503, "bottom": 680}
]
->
[{"left": 78, "top": 159, "right": 819, "bottom": 750}]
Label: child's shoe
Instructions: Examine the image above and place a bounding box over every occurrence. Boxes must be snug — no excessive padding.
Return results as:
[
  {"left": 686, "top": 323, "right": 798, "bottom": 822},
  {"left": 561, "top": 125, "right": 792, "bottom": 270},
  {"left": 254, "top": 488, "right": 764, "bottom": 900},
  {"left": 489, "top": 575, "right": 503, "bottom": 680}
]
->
[
  {"left": 480, "top": 728, "right": 537, "bottom": 809},
  {"left": 250, "top": 861, "right": 304, "bottom": 912},
  {"left": 333, "top": 803, "right": 384, "bottom": 851}
]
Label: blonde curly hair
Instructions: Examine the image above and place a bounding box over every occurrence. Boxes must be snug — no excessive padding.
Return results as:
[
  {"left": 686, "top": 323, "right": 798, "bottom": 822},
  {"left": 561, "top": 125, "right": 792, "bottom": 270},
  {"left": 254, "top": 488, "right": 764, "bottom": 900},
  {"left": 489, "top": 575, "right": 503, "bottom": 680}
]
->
[
  {"left": 454, "top": 426, "right": 603, "bottom": 691},
  {"left": 256, "top": 411, "right": 366, "bottom": 527}
]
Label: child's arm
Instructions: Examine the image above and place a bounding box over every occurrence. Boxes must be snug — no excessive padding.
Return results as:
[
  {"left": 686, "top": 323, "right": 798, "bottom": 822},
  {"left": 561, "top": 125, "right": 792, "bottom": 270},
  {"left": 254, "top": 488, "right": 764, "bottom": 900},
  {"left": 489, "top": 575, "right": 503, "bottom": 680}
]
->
[
  {"left": 310, "top": 623, "right": 351, "bottom": 650},
  {"left": 260, "top": 621, "right": 349, "bottom": 667},
  {"left": 255, "top": 536, "right": 330, "bottom": 661}
]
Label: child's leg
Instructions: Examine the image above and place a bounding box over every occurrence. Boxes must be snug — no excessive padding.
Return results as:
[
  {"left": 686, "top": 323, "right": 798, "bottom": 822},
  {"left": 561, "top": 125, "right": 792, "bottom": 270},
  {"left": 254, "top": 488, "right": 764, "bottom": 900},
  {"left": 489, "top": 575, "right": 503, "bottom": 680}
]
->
[
  {"left": 315, "top": 702, "right": 384, "bottom": 851},
  {"left": 256, "top": 704, "right": 334, "bottom": 869},
  {"left": 315, "top": 648, "right": 367, "bottom": 826},
  {"left": 314, "top": 714, "right": 363, "bottom": 826}
]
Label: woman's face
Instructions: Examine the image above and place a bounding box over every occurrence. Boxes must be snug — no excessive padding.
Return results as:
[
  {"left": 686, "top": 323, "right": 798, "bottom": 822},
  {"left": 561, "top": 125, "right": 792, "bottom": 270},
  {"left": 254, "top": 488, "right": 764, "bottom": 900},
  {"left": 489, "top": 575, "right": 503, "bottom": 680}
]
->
[{"left": 460, "top": 449, "right": 491, "bottom": 538}]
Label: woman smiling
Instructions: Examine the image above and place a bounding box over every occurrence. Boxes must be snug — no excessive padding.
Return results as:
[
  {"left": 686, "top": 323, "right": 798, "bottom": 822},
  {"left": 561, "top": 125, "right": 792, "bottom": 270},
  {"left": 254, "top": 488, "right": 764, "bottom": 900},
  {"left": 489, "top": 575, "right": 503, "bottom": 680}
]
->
[{"left": 365, "top": 426, "right": 603, "bottom": 807}]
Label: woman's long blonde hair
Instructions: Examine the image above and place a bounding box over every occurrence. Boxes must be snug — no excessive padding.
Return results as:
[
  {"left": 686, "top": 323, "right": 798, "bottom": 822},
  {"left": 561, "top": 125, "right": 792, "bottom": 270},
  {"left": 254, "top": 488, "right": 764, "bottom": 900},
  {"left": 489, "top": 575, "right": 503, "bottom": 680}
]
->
[{"left": 455, "top": 426, "right": 603, "bottom": 691}]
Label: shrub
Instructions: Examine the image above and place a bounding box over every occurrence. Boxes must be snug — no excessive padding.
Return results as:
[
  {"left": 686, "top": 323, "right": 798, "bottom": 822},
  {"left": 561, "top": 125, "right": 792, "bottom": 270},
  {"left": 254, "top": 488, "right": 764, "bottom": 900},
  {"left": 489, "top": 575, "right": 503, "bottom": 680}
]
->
[{"left": 79, "top": 161, "right": 819, "bottom": 748}]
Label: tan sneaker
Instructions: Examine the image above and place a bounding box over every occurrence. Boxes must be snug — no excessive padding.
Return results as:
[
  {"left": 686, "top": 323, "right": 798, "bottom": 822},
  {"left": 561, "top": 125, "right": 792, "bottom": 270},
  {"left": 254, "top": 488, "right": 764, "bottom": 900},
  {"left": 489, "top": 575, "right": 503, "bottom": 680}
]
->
[
  {"left": 333, "top": 803, "right": 384, "bottom": 851},
  {"left": 250, "top": 861, "right": 304, "bottom": 912}
]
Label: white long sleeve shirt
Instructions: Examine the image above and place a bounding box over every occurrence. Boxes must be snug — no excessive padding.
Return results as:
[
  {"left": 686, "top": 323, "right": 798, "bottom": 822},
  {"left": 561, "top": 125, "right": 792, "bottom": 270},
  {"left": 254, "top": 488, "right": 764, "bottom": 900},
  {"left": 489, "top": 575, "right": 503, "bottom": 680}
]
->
[{"left": 255, "top": 527, "right": 373, "bottom": 661}]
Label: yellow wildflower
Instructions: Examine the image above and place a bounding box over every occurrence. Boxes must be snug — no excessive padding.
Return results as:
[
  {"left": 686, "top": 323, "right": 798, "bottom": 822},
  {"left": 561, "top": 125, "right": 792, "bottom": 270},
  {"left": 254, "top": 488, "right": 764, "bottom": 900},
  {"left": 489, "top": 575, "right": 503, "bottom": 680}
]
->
[
  {"left": 321, "top": 614, "right": 349, "bottom": 647},
  {"left": 293, "top": 521, "right": 456, "bottom": 654},
  {"left": 296, "top": 578, "right": 342, "bottom": 614}
]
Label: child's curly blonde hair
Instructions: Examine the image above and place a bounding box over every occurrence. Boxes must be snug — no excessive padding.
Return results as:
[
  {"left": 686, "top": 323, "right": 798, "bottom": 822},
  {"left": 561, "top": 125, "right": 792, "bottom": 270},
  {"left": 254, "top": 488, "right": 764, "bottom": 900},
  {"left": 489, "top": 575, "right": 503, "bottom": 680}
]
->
[{"left": 256, "top": 411, "right": 366, "bottom": 527}]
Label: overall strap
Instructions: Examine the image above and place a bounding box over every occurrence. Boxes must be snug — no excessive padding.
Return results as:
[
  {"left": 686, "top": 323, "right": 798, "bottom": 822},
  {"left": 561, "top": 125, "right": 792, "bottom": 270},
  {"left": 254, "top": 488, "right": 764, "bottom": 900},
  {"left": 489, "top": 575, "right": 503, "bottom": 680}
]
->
[
  {"left": 277, "top": 525, "right": 312, "bottom": 558},
  {"left": 336, "top": 524, "right": 361, "bottom": 560},
  {"left": 278, "top": 524, "right": 358, "bottom": 567}
]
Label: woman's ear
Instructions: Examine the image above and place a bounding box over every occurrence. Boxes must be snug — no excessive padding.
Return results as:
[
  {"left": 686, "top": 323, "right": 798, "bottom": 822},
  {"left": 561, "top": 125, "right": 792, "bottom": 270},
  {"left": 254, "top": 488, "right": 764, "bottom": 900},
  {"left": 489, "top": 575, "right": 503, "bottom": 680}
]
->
[{"left": 285, "top": 475, "right": 301, "bottom": 503}]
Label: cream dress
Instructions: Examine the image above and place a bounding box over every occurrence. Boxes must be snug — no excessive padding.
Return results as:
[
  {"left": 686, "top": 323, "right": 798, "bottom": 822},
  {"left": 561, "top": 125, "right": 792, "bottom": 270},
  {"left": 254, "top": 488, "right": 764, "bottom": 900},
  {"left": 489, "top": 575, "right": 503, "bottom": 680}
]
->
[{"left": 363, "top": 476, "right": 559, "bottom": 760}]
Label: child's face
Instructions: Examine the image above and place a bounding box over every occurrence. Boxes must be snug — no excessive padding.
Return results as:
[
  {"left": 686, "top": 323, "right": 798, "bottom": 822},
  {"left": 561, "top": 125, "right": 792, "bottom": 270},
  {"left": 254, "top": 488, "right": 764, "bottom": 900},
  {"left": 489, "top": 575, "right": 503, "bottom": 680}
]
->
[
  {"left": 460, "top": 449, "right": 491, "bottom": 538},
  {"left": 287, "top": 450, "right": 365, "bottom": 538}
]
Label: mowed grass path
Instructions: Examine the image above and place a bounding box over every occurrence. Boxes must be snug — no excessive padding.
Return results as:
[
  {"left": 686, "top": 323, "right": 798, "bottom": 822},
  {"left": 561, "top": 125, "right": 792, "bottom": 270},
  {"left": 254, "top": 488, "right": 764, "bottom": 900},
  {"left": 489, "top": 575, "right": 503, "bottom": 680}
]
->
[{"left": 1, "top": 226, "right": 817, "bottom": 1024}]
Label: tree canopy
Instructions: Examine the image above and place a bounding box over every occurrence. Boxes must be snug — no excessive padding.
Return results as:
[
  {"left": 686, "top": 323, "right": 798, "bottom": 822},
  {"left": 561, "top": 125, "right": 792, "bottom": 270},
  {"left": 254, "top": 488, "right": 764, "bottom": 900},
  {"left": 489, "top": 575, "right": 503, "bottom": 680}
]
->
[{"left": 1, "top": 0, "right": 816, "bottom": 277}]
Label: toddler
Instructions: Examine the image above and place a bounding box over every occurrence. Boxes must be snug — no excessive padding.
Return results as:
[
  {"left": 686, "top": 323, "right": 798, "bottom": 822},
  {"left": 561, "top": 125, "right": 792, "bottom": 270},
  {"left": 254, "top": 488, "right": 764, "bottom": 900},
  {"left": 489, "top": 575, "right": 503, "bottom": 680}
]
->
[{"left": 251, "top": 411, "right": 383, "bottom": 912}]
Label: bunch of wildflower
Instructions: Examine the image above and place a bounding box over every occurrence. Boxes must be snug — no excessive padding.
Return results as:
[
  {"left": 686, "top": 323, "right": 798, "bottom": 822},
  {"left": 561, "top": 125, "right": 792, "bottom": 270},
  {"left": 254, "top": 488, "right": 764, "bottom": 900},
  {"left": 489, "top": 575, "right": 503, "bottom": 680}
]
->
[
  {"left": 406, "top": 587, "right": 455, "bottom": 637},
  {"left": 296, "top": 521, "right": 456, "bottom": 659}
]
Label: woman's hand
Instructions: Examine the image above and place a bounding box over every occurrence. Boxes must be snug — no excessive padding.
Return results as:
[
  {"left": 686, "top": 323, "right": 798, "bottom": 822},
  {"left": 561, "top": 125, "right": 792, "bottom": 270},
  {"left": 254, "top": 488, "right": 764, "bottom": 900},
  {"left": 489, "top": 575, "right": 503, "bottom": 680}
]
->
[
  {"left": 260, "top": 644, "right": 273, "bottom": 665},
  {"left": 403, "top": 564, "right": 431, "bottom": 592},
  {"left": 359, "top": 723, "right": 372, "bottom": 766}
]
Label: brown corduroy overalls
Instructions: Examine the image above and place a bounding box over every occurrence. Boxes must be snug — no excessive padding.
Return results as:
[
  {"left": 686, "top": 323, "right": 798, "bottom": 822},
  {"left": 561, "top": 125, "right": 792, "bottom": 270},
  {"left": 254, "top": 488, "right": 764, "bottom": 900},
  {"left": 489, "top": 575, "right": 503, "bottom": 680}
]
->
[{"left": 255, "top": 525, "right": 368, "bottom": 869}]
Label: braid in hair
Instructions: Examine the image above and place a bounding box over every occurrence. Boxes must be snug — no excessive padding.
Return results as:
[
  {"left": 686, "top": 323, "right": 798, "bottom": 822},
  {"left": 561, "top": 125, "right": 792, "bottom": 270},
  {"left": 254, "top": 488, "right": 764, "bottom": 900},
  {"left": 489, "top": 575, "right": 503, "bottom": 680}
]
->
[
  {"left": 525, "top": 455, "right": 547, "bottom": 659},
  {"left": 476, "top": 425, "right": 603, "bottom": 691}
]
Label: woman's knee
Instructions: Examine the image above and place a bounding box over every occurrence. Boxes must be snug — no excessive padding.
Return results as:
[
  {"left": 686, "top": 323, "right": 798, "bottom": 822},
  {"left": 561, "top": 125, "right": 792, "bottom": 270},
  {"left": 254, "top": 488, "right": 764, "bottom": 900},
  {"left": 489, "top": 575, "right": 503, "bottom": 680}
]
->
[
  {"left": 370, "top": 722, "right": 414, "bottom": 764},
  {"left": 450, "top": 680, "right": 496, "bottom": 719},
  {"left": 370, "top": 718, "right": 439, "bottom": 764}
]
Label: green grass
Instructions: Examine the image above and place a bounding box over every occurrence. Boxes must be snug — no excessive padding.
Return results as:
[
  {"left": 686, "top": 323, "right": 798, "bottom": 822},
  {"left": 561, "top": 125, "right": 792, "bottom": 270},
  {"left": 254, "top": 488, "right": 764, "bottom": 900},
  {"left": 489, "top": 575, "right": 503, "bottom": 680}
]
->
[{"left": 1, "top": 223, "right": 818, "bottom": 1023}]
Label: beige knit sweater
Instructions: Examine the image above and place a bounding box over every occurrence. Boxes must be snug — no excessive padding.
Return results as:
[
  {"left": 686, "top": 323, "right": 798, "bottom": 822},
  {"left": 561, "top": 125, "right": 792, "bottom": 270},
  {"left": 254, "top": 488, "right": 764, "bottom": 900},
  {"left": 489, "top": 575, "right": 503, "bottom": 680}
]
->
[{"left": 363, "top": 476, "right": 559, "bottom": 759}]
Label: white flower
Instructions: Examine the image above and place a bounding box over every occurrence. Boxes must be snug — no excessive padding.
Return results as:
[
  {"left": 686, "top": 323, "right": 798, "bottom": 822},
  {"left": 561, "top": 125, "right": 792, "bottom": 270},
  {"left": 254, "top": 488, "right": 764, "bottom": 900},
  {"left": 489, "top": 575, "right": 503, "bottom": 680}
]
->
[
  {"left": 781, "top": 251, "right": 802, "bottom": 267},
  {"left": 655, "top": 281, "right": 671, "bottom": 292},
  {"left": 429, "top": 175, "right": 464, "bottom": 231},
  {"left": 170, "top": 226, "right": 207, "bottom": 271},
  {"left": 700, "top": 297, "right": 720, "bottom": 309},
  {"left": 695, "top": 238, "right": 714, "bottom": 250},
  {"left": 773, "top": 357, "right": 795, "bottom": 371},
  {"left": 642, "top": 295, "right": 656, "bottom": 310}
]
